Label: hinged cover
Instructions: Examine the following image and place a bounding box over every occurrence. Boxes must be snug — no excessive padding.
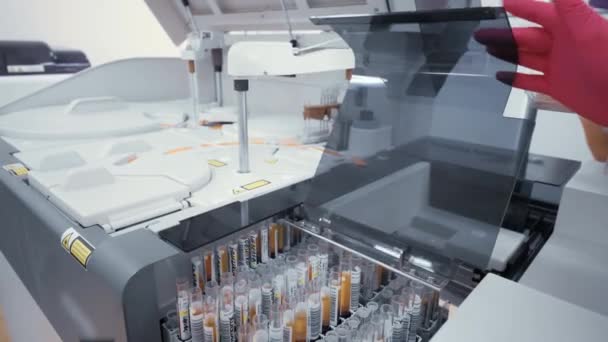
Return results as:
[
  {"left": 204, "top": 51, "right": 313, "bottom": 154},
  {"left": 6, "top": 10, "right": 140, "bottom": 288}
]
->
[{"left": 300, "top": 7, "right": 530, "bottom": 272}]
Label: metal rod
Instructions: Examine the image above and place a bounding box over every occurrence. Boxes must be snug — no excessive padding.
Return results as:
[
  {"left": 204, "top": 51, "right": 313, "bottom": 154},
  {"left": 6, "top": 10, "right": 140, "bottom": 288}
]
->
[
  {"left": 188, "top": 60, "right": 200, "bottom": 128},
  {"left": 280, "top": 219, "right": 445, "bottom": 292},
  {"left": 214, "top": 71, "right": 223, "bottom": 106},
  {"left": 237, "top": 89, "right": 250, "bottom": 173}
]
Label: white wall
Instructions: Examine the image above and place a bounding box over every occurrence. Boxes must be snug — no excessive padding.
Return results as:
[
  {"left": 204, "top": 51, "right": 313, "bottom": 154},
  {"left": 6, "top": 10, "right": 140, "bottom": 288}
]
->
[{"left": 0, "top": 0, "right": 178, "bottom": 66}]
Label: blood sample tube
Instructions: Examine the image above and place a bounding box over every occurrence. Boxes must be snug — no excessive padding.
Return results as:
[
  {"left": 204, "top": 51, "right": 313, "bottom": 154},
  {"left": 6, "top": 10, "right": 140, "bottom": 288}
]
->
[
  {"left": 234, "top": 279, "right": 249, "bottom": 329},
  {"left": 339, "top": 259, "right": 352, "bottom": 317},
  {"left": 249, "top": 230, "right": 259, "bottom": 269},
  {"left": 249, "top": 276, "right": 262, "bottom": 322},
  {"left": 293, "top": 289, "right": 308, "bottom": 342},
  {"left": 306, "top": 244, "right": 320, "bottom": 282},
  {"left": 286, "top": 255, "right": 299, "bottom": 299},
  {"left": 204, "top": 250, "right": 217, "bottom": 283},
  {"left": 190, "top": 287, "right": 205, "bottom": 342},
  {"left": 328, "top": 267, "right": 341, "bottom": 327},
  {"left": 269, "top": 303, "right": 283, "bottom": 342},
  {"left": 296, "top": 250, "right": 308, "bottom": 289},
  {"left": 283, "top": 297, "right": 296, "bottom": 342},
  {"left": 228, "top": 241, "right": 239, "bottom": 276},
  {"left": 250, "top": 314, "right": 269, "bottom": 342},
  {"left": 261, "top": 273, "right": 274, "bottom": 319},
  {"left": 176, "top": 278, "right": 192, "bottom": 341},
  {"left": 371, "top": 313, "right": 384, "bottom": 342},
  {"left": 321, "top": 284, "right": 331, "bottom": 332},
  {"left": 269, "top": 223, "right": 279, "bottom": 258},
  {"left": 192, "top": 256, "right": 205, "bottom": 291},
  {"left": 204, "top": 293, "right": 219, "bottom": 342},
  {"left": 260, "top": 226, "right": 270, "bottom": 264},
  {"left": 307, "top": 280, "right": 322, "bottom": 340},
  {"left": 350, "top": 255, "right": 362, "bottom": 312},
  {"left": 238, "top": 235, "right": 251, "bottom": 267},
  {"left": 220, "top": 283, "right": 236, "bottom": 342},
  {"left": 273, "top": 260, "right": 287, "bottom": 307},
  {"left": 217, "top": 245, "right": 231, "bottom": 276}
]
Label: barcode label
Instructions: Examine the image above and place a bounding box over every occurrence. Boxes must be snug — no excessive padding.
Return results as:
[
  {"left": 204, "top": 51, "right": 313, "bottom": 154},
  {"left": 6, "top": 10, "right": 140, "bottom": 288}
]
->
[
  {"left": 249, "top": 232, "right": 258, "bottom": 269},
  {"left": 261, "top": 228, "right": 269, "bottom": 263},
  {"left": 270, "top": 327, "right": 283, "bottom": 342},
  {"left": 220, "top": 309, "right": 236, "bottom": 342},
  {"left": 330, "top": 285, "right": 340, "bottom": 327},
  {"left": 238, "top": 237, "right": 250, "bottom": 267},
  {"left": 350, "top": 266, "right": 361, "bottom": 311},
  {"left": 228, "top": 243, "right": 239, "bottom": 275},
  {"left": 262, "top": 286, "right": 273, "bottom": 318},
  {"left": 308, "top": 255, "right": 320, "bottom": 281},
  {"left": 204, "top": 325, "right": 215, "bottom": 342},
  {"left": 177, "top": 297, "right": 191, "bottom": 340},
  {"left": 319, "top": 253, "right": 329, "bottom": 282},
  {"left": 307, "top": 300, "right": 321, "bottom": 340},
  {"left": 407, "top": 296, "right": 421, "bottom": 342},
  {"left": 286, "top": 270, "right": 298, "bottom": 299},
  {"left": 393, "top": 321, "right": 404, "bottom": 342},
  {"left": 192, "top": 259, "right": 204, "bottom": 290},
  {"left": 283, "top": 326, "right": 293, "bottom": 342},
  {"left": 190, "top": 312, "right": 205, "bottom": 342}
]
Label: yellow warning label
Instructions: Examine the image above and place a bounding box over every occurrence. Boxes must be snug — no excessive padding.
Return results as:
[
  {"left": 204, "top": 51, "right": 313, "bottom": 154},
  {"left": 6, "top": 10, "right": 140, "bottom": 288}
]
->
[
  {"left": 60, "top": 227, "right": 95, "bottom": 268},
  {"left": 208, "top": 159, "right": 226, "bottom": 167},
  {"left": 70, "top": 238, "right": 93, "bottom": 267},
  {"left": 3, "top": 163, "right": 28, "bottom": 176},
  {"left": 61, "top": 233, "right": 73, "bottom": 250},
  {"left": 242, "top": 180, "right": 271, "bottom": 191}
]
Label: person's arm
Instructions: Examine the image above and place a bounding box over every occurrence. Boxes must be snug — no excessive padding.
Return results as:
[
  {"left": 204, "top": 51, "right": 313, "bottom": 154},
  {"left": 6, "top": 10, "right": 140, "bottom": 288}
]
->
[{"left": 579, "top": 116, "right": 608, "bottom": 161}]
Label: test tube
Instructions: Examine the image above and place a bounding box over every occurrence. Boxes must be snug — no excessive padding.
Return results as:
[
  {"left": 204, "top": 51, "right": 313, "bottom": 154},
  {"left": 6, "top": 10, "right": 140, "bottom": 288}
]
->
[
  {"left": 371, "top": 313, "right": 384, "bottom": 342},
  {"left": 346, "top": 316, "right": 361, "bottom": 331},
  {"left": 318, "top": 242, "right": 329, "bottom": 286},
  {"left": 261, "top": 273, "right": 274, "bottom": 319},
  {"left": 234, "top": 279, "right": 249, "bottom": 329},
  {"left": 176, "top": 278, "right": 192, "bottom": 341},
  {"left": 366, "top": 301, "right": 379, "bottom": 317},
  {"left": 204, "top": 294, "right": 219, "bottom": 342},
  {"left": 350, "top": 255, "right": 362, "bottom": 312},
  {"left": 328, "top": 267, "right": 341, "bottom": 327},
  {"left": 306, "top": 244, "right": 320, "bottom": 282},
  {"left": 307, "top": 280, "right": 322, "bottom": 340},
  {"left": 269, "top": 223, "right": 280, "bottom": 258},
  {"left": 273, "top": 260, "right": 287, "bottom": 307},
  {"left": 228, "top": 241, "right": 239, "bottom": 276},
  {"left": 296, "top": 250, "right": 309, "bottom": 289},
  {"left": 324, "top": 331, "right": 338, "bottom": 342},
  {"left": 294, "top": 289, "right": 308, "bottom": 342},
  {"left": 220, "top": 305, "right": 236, "bottom": 342},
  {"left": 321, "top": 285, "right": 331, "bottom": 332},
  {"left": 190, "top": 287, "right": 205, "bottom": 342},
  {"left": 192, "top": 255, "right": 205, "bottom": 291},
  {"left": 283, "top": 297, "right": 296, "bottom": 342},
  {"left": 218, "top": 246, "right": 231, "bottom": 276},
  {"left": 249, "top": 230, "right": 259, "bottom": 269},
  {"left": 204, "top": 250, "right": 217, "bottom": 283},
  {"left": 238, "top": 324, "right": 249, "bottom": 342},
  {"left": 238, "top": 235, "right": 251, "bottom": 267},
  {"left": 380, "top": 304, "right": 394, "bottom": 342},
  {"left": 249, "top": 276, "right": 262, "bottom": 322},
  {"left": 250, "top": 314, "right": 269, "bottom": 342},
  {"left": 339, "top": 259, "right": 352, "bottom": 317},
  {"left": 355, "top": 307, "right": 370, "bottom": 325},
  {"left": 221, "top": 272, "right": 234, "bottom": 289},
  {"left": 335, "top": 327, "right": 350, "bottom": 342},
  {"left": 286, "top": 256, "right": 299, "bottom": 299},
  {"left": 379, "top": 289, "right": 394, "bottom": 306},
  {"left": 260, "top": 226, "right": 270, "bottom": 264},
  {"left": 360, "top": 261, "right": 376, "bottom": 301},
  {"left": 269, "top": 303, "right": 283, "bottom": 342}
]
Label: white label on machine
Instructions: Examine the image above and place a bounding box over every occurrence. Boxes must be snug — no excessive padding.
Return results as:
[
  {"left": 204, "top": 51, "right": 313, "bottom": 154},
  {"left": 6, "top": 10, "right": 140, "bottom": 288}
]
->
[{"left": 7, "top": 64, "right": 45, "bottom": 74}]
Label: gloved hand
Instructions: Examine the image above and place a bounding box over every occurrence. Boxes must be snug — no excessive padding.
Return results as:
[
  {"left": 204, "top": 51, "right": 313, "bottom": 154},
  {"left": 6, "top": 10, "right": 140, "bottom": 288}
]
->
[{"left": 476, "top": 0, "right": 608, "bottom": 126}]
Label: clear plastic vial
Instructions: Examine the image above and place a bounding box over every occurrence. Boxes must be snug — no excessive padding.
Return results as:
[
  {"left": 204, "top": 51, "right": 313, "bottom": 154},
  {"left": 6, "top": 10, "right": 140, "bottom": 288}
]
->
[
  {"left": 176, "top": 278, "right": 192, "bottom": 341},
  {"left": 190, "top": 287, "right": 205, "bottom": 342}
]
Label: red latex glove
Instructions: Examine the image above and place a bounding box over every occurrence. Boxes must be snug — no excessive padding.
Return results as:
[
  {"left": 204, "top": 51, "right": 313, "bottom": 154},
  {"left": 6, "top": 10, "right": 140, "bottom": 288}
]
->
[{"left": 478, "top": 0, "right": 608, "bottom": 126}]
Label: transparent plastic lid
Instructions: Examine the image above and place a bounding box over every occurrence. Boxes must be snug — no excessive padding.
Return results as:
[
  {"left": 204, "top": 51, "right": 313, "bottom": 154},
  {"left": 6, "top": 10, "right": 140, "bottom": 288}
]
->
[{"left": 302, "top": 7, "right": 530, "bottom": 271}]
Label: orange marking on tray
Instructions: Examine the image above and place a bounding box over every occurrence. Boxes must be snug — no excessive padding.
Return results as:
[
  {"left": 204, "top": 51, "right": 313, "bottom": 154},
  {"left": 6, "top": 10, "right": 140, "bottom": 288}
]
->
[
  {"left": 352, "top": 158, "right": 367, "bottom": 167},
  {"left": 160, "top": 123, "right": 175, "bottom": 128},
  {"left": 200, "top": 143, "right": 215, "bottom": 148},
  {"left": 250, "top": 138, "right": 265, "bottom": 145},
  {"left": 127, "top": 155, "right": 138, "bottom": 163},
  {"left": 164, "top": 146, "right": 193, "bottom": 155},
  {"left": 217, "top": 141, "right": 239, "bottom": 146}
]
